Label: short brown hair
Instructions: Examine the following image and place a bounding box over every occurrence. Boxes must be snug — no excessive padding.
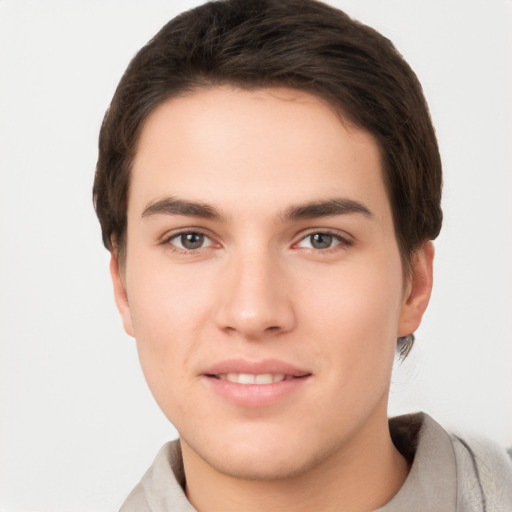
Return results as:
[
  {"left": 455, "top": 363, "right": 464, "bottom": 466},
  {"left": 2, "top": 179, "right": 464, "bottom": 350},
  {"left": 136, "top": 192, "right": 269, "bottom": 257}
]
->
[{"left": 93, "top": 0, "right": 442, "bottom": 270}]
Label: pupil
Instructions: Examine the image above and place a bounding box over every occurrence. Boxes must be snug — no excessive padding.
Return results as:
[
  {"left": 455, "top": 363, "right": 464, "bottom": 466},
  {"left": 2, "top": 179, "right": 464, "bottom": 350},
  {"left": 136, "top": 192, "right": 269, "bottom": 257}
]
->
[
  {"left": 311, "top": 233, "right": 332, "bottom": 249},
  {"left": 181, "top": 233, "right": 204, "bottom": 249}
]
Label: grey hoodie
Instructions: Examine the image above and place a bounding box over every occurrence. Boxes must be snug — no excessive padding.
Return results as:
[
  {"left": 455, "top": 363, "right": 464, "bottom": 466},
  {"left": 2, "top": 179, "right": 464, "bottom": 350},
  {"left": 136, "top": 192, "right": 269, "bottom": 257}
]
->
[{"left": 119, "top": 413, "right": 512, "bottom": 511}]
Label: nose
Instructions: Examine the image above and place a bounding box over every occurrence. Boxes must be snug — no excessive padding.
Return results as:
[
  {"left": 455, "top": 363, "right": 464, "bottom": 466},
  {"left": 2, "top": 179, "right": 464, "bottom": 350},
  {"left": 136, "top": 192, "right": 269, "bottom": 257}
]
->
[{"left": 214, "top": 249, "right": 296, "bottom": 340}]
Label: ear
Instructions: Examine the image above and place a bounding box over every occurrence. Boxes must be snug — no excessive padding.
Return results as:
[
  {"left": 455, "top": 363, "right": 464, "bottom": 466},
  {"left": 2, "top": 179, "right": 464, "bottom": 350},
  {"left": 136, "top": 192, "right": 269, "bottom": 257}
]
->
[
  {"left": 397, "top": 241, "right": 434, "bottom": 337},
  {"left": 109, "top": 253, "right": 135, "bottom": 338}
]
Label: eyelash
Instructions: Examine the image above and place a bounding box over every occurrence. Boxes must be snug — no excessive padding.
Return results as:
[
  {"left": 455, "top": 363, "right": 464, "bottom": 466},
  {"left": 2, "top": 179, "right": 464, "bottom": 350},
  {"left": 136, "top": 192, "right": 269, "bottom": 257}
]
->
[
  {"left": 161, "top": 229, "right": 217, "bottom": 254},
  {"left": 294, "top": 230, "right": 353, "bottom": 253},
  {"left": 161, "top": 229, "right": 353, "bottom": 255}
]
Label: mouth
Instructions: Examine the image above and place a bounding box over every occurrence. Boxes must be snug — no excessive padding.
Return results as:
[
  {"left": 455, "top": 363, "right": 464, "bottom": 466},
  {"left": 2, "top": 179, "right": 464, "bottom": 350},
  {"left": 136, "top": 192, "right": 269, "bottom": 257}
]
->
[
  {"left": 202, "top": 360, "right": 312, "bottom": 407},
  {"left": 207, "top": 373, "right": 309, "bottom": 384}
]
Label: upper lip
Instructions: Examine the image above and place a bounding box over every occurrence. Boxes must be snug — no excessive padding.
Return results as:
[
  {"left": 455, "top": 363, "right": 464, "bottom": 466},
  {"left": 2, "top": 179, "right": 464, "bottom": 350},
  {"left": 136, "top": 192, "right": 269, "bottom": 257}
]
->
[{"left": 203, "top": 358, "right": 312, "bottom": 377}]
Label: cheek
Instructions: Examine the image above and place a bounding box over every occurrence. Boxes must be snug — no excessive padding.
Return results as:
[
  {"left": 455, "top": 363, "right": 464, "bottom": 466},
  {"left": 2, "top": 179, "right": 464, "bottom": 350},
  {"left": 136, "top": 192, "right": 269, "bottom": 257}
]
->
[
  {"left": 303, "top": 256, "right": 403, "bottom": 329},
  {"left": 126, "top": 260, "right": 216, "bottom": 397},
  {"left": 128, "top": 252, "right": 215, "bottom": 331},
  {"left": 299, "top": 258, "right": 403, "bottom": 377}
]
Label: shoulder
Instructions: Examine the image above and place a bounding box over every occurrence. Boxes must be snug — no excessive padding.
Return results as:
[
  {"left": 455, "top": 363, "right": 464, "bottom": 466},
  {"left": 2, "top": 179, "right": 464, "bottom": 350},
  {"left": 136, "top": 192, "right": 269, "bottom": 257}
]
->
[
  {"left": 415, "top": 413, "right": 512, "bottom": 511},
  {"left": 450, "top": 432, "right": 512, "bottom": 511},
  {"left": 386, "top": 413, "right": 512, "bottom": 511},
  {"left": 119, "top": 440, "right": 195, "bottom": 512},
  {"left": 119, "top": 482, "right": 149, "bottom": 512}
]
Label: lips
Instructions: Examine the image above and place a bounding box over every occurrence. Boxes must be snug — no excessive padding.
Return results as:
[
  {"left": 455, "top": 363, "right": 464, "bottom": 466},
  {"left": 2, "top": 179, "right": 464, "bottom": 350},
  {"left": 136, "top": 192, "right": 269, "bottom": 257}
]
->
[
  {"left": 204, "top": 358, "right": 311, "bottom": 377},
  {"left": 202, "top": 358, "right": 312, "bottom": 407},
  {"left": 216, "top": 373, "right": 291, "bottom": 384}
]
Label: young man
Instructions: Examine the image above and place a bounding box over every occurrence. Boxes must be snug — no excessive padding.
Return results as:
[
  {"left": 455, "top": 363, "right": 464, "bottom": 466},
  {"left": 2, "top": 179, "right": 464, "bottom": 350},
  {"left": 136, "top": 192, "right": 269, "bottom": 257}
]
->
[{"left": 93, "top": 1, "right": 512, "bottom": 510}]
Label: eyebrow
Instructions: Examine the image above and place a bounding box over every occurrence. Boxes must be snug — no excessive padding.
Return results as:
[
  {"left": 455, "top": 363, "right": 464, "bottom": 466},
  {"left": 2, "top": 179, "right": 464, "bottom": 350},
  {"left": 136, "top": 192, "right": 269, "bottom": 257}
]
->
[
  {"left": 281, "top": 198, "right": 373, "bottom": 221},
  {"left": 141, "top": 197, "right": 224, "bottom": 220},
  {"left": 141, "top": 196, "right": 373, "bottom": 222}
]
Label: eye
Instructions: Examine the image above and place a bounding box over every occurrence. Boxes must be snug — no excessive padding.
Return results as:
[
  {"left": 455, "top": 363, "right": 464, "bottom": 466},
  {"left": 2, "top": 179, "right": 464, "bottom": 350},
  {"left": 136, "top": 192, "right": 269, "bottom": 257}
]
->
[
  {"left": 167, "top": 231, "right": 213, "bottom": 251},
  {"left": 296, "top": 232, "right": 348, "bottom": 250}
]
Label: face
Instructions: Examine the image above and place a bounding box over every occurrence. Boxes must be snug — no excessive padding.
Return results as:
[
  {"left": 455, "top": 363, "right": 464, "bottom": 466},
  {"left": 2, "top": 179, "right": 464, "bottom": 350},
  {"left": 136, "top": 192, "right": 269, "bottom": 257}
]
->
[{"left": 111, "top": 86, "right": 432, "bottom": 480}]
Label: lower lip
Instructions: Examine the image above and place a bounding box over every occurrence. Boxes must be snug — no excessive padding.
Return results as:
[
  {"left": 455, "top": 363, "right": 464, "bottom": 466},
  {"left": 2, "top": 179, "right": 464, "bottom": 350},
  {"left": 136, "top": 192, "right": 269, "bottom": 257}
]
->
[{"left": 202, "top": 376, "right": 311, "bottom": 408}]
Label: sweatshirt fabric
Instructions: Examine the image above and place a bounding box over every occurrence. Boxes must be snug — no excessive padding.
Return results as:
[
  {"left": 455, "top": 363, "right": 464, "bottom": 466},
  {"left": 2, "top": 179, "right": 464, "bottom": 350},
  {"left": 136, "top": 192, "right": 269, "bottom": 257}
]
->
[{"left": 119, "top": 412, "right": 512, "bottom": 511}]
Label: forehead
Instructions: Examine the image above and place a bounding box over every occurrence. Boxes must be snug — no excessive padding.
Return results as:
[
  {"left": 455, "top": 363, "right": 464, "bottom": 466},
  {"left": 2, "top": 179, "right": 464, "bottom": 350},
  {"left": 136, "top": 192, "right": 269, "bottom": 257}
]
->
[{"left": 129, "top": 86, "right": 389, "bottom": 222}]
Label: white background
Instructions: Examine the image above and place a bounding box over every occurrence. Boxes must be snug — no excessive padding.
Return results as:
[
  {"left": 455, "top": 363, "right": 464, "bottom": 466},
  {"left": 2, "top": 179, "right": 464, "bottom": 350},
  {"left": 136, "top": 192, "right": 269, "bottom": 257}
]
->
[{"left": 0, "top": 1, "right": 511, "bottom": 510}]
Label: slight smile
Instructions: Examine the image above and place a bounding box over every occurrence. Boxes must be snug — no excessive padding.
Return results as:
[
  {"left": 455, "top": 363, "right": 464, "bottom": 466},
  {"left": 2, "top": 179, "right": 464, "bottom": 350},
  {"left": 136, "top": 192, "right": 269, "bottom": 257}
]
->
[
  {"left": 201, "top": 359, "right": 313, "bottom": 407},
  {"left": 213, "top": 373, "right": 298, "bottom": 384}
]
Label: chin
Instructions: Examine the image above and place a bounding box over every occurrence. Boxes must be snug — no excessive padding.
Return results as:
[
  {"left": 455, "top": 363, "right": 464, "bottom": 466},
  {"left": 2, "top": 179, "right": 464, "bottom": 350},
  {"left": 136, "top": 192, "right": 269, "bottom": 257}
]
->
[
  {"left": 182, "top": 425, "right": 332, "bottom": 481},
  {"left": 204, "top": 448, "right": 319, "bottom": 481}
]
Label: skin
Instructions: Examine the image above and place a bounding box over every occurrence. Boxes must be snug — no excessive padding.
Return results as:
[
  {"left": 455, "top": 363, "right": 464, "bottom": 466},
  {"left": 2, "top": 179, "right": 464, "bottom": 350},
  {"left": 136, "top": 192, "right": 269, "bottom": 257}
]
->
[{"left": 111, "top": 86, "right": 434, "bottom": 511}]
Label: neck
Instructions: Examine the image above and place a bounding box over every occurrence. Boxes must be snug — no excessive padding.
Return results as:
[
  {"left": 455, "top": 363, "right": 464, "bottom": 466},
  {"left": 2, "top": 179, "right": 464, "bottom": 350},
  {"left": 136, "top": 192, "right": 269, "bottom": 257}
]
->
[{"left": 182, "top": 407, "right": 410, "bottom": 512}]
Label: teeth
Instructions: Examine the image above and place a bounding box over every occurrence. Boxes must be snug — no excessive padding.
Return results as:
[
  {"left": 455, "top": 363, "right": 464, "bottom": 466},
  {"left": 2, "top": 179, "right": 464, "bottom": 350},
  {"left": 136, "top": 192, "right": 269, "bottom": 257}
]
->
[
  {"left": 255, "top": 374, "right": 273, "bottom": 384},
  {"left": 219, "top": 373, "right": 287, "bottom": 384},
  {"left": 238, "top": 373, "right": 255, "bottom": 384}
]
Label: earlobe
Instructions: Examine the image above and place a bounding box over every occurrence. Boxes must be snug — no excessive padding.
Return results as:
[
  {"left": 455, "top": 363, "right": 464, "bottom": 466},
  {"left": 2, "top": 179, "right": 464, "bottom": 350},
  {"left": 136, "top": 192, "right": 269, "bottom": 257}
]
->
[
  {"left": 109, "top": 253, "right": 135, "bottom": 338},
  {"left": 397, "top": 241, "right": 435, "bottom": 338}
]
